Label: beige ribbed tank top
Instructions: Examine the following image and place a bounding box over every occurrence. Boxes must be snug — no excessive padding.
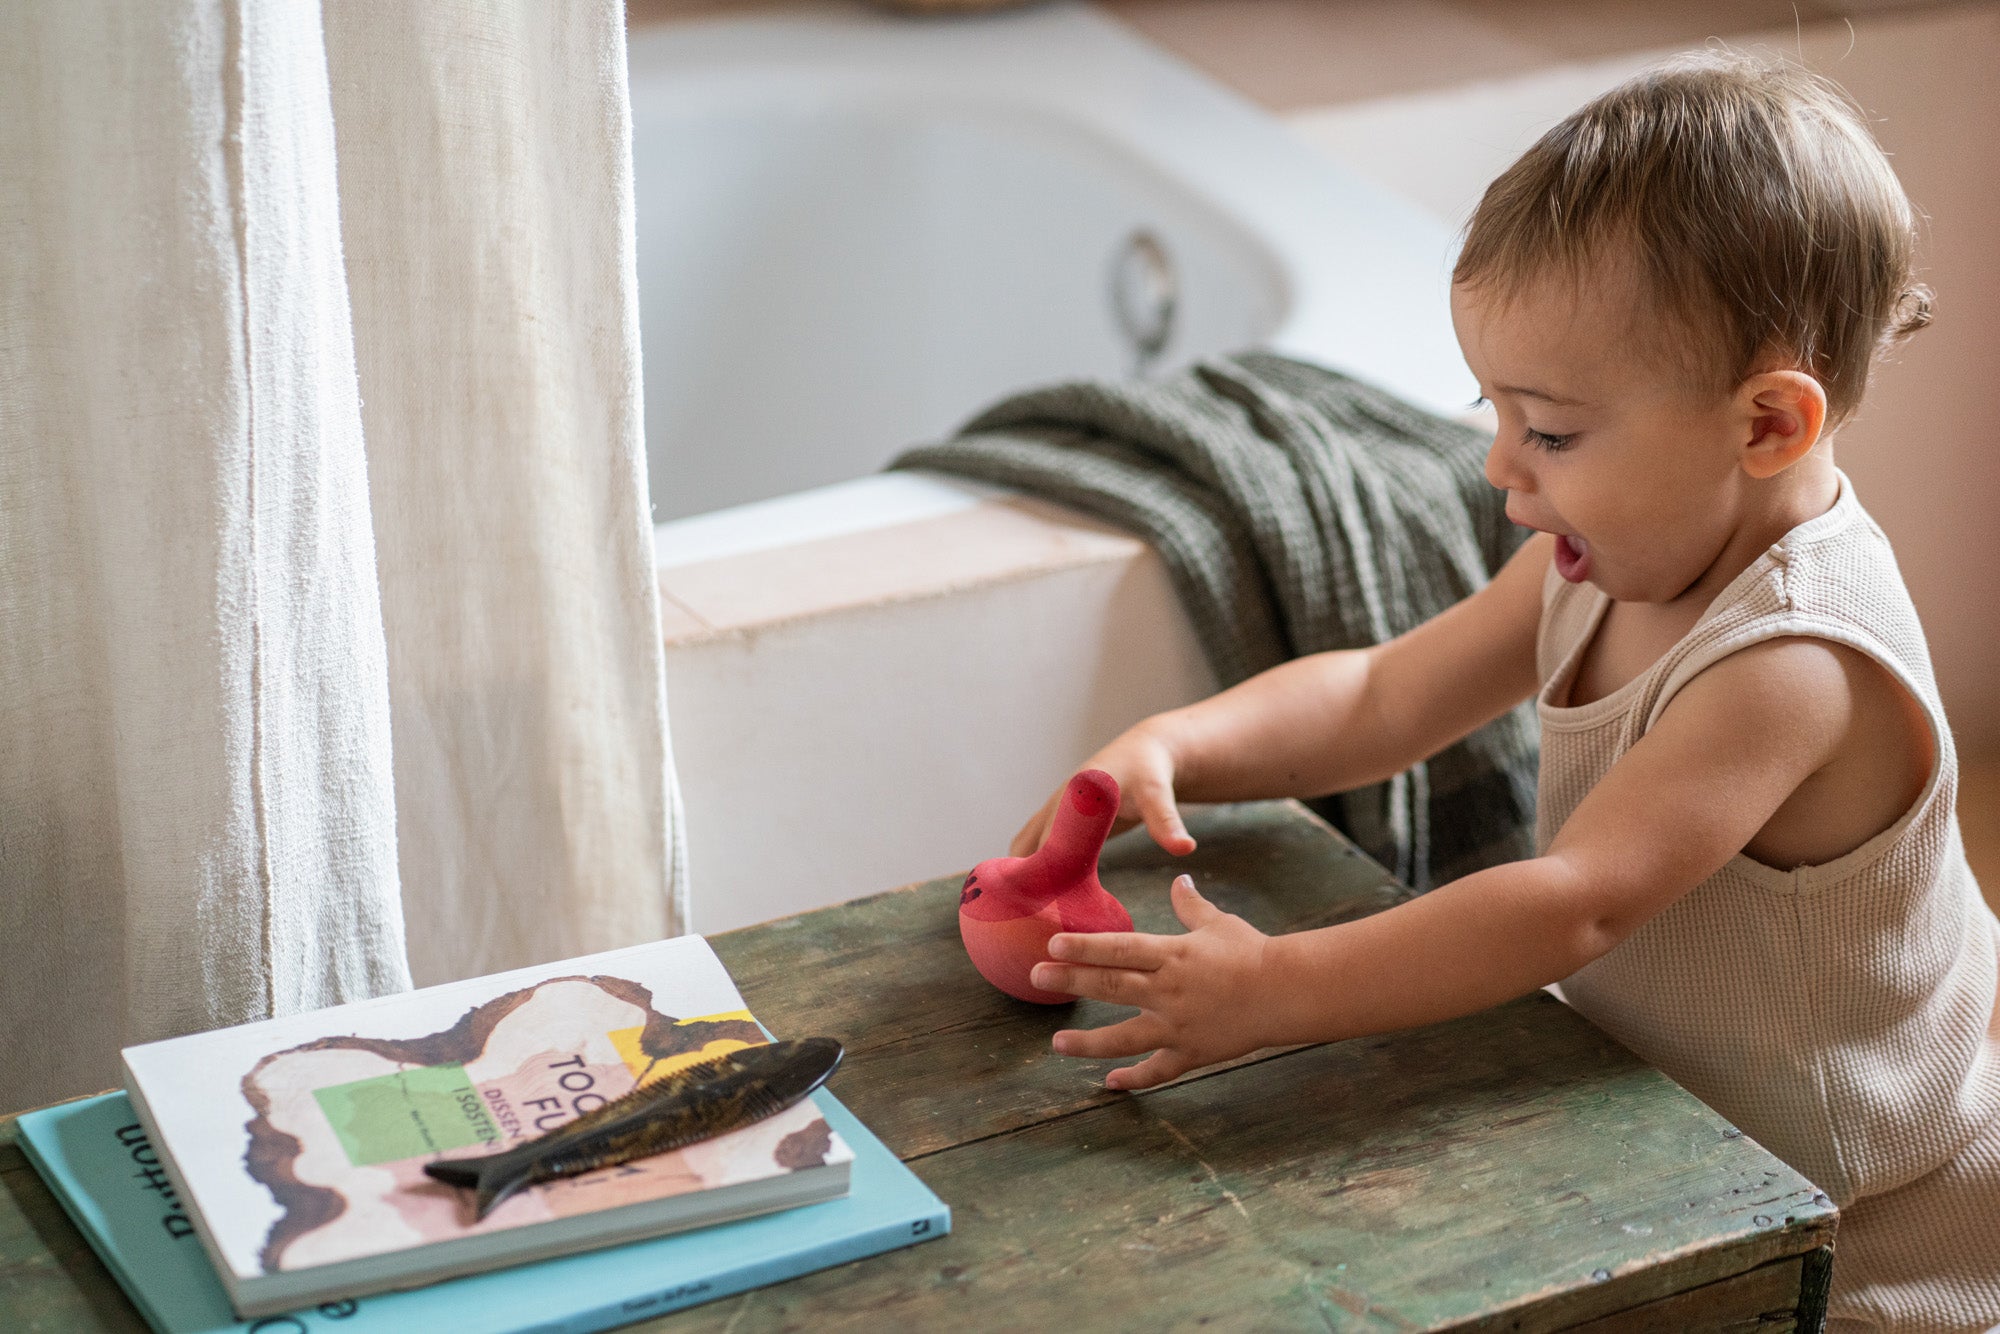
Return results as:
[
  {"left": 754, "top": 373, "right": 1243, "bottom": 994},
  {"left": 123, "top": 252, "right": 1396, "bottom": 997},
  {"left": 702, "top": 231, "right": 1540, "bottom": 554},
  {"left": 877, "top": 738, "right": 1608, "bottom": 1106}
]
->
[{"left": 1535, "top": 472, "right": 2000, "bottom": 1329}]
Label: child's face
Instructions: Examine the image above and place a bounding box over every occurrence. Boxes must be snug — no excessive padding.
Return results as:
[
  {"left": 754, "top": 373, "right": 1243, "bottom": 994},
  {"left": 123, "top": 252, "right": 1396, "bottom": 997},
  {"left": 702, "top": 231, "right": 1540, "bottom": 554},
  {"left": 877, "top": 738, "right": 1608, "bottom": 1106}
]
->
[{"left": 1451, "top": 262, "right": 1751, "bottom": 605}]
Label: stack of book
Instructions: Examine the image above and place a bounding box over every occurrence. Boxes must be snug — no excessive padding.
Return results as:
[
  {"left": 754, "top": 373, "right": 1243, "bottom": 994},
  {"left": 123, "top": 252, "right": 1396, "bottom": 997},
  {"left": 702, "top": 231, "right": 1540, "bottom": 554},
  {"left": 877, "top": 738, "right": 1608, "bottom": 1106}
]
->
[{"left": 16, "top": 935, "right": 948, "bottom": 1333}]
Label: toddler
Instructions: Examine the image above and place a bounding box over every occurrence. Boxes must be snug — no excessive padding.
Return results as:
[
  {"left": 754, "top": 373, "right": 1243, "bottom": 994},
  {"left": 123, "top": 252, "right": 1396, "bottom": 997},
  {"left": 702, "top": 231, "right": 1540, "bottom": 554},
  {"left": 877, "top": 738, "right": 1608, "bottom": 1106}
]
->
[{"left": 1014, "top": 53, "right": 1999, "bottom": 1331}]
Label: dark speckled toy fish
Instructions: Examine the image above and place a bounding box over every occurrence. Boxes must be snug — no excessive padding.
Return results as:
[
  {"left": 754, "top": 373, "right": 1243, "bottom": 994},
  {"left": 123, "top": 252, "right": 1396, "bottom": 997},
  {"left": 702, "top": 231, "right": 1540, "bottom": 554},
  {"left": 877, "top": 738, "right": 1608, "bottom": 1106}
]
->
[{"left": 423, "top": 1036, "right": 844, "bottom": 1220}]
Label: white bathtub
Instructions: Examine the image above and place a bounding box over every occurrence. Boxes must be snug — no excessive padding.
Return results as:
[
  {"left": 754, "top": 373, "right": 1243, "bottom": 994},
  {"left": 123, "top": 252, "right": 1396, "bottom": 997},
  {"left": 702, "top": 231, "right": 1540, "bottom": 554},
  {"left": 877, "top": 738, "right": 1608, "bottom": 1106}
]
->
[
  {"left": 628, "top": 0, "right": 1473, "bottom": 530},
  {"left": 628, "top": 1, "right": 1475, "bottom": 930}
]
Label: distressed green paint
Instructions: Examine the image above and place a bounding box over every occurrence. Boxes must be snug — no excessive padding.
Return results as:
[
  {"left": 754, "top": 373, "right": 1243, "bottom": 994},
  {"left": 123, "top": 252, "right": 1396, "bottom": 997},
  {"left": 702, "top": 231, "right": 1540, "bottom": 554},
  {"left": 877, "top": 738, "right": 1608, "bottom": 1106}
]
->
[
  {"left": 698, "top": 801, "right": 1836, "bottom": 1332},
  {"left": 1, "top": 801, "right": 1836, "bottom": 1332},
  {"left": 711, "top": 800, "right": 1410, "bottom": 1160},
  {"left": 0, "top": 1149, "right": 148, "bottom": 1331},
  {"left": 1568, "top": 1255, "right": 1812, "bottom": 1332}
]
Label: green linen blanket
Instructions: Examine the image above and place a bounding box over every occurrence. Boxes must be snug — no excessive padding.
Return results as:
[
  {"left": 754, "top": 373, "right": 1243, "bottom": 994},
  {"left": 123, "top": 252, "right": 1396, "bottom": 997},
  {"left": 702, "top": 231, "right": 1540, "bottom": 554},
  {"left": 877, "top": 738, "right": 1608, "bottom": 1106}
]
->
[{"left": 892, "top": 351, "right": 1537, "bottom": 891}]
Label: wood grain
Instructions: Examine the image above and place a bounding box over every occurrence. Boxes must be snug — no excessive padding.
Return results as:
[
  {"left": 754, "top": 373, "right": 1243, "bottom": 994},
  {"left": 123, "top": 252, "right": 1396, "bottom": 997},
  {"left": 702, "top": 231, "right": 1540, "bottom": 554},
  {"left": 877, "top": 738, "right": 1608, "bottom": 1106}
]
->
[
  {"left": 0, "top": 802, "right": 1837, "bottom": 1332},
  {"left": 710, "top": 802, "right": 1406, "bottom": 1159},
  {"left": 677, "top": 801, "right": 1836, "bottom": 1332},
  {"left": 0, "top": 1151, "right": 148, "bottom": 1331},
  {"left": 1568, "top": 1252, "right": 1810, "bottom": 1332}
]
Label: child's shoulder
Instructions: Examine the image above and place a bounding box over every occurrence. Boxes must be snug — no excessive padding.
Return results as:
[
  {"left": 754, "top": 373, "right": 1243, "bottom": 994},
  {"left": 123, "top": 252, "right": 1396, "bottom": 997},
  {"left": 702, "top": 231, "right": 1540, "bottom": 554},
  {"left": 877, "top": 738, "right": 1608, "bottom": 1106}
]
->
[
  {"left": 1665, "top": 632, "right": 1931, "bottom": 870},
  {"left": 1679, "top": 475, "right": 1937, "bottom": 722},
  {"left": 1651, "top": 485, "right": 1939, "bottom": 871}
]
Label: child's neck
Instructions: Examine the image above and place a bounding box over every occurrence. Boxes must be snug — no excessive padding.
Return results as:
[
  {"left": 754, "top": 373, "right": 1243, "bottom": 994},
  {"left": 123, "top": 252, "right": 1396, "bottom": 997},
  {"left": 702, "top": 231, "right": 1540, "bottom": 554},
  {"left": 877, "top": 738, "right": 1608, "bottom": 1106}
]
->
[
  {"left": 1665, "top": 450, "right": 1842, "bottom": 616},
  {"left": 1573, "top": 455, "right": 1841, "bottom": 709}
]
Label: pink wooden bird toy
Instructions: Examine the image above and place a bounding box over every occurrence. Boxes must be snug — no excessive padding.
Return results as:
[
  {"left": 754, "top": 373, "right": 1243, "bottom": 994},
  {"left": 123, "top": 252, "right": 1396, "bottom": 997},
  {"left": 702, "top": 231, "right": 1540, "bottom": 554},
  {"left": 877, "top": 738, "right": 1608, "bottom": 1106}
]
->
[{"left": 958, "top": 769, "right": 1133, "bottom": 1004}]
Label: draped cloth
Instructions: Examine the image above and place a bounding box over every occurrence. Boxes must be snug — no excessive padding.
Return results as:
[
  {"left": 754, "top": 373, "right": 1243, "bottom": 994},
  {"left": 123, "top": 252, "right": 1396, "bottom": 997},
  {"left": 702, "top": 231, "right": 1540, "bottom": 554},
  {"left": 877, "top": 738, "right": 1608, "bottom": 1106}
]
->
[
  {"left": 0, "top": 0, "right": 687, "bottom": 1110},
  {"left": 895, "top": 353, "right": 1538, "bottom": 891}
]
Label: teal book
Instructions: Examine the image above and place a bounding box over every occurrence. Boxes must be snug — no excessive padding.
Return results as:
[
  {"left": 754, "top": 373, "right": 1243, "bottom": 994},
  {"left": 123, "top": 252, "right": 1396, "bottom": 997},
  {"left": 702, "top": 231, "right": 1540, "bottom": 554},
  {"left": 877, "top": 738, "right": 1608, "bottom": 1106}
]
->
[{"left": 17, "top": 1089, "right": 947, "bottom": 1334}]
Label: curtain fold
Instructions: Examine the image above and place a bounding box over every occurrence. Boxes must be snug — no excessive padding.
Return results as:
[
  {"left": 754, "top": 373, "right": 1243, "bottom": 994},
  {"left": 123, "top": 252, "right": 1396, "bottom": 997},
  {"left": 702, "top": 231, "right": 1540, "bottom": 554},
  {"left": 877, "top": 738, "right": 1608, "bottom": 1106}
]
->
[
  {"left": 322, "top": 1, "right": 687, "bottom": 986},
  {"left": 0, "top": 0, "right": 683, "bottom": 1110}
]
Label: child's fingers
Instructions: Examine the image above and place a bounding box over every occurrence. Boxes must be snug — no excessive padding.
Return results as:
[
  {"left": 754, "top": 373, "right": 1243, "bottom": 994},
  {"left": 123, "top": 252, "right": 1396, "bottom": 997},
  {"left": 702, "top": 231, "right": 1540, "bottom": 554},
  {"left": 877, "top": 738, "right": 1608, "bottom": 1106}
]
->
[
  {"left": 1169, "top": 874, "right": 1223, "bottom": 929},
  {"left": 1047, "top": 930, "right": 1164, "bottom": 970},
  {"left": 1030, "top": 959, "right": 1154, "bottom": 1007},
  {"left": 1131, "top": 776, "right": 1196, "bottom": 855},
  {"left": 1106, "top": 1048, "right": 1196, "bottom": 1092},
  {"left": 1050, "top": 1014, "right": 1166, "bottom": 1060}
]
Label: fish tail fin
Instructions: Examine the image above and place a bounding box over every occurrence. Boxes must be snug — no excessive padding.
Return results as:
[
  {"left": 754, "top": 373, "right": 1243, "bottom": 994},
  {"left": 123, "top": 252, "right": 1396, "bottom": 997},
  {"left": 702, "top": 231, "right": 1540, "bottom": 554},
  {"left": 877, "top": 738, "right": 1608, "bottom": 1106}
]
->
[{"left": 422, "top": 1151, "right": 534, "bottom": 1221}]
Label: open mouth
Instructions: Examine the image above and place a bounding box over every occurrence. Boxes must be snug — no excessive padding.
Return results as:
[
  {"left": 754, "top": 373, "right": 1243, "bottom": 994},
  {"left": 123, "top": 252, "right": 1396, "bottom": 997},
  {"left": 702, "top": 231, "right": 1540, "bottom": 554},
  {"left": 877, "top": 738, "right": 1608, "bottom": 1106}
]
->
[{"left": 1553, "top": 533, "right": 1592, "bottom": 583}]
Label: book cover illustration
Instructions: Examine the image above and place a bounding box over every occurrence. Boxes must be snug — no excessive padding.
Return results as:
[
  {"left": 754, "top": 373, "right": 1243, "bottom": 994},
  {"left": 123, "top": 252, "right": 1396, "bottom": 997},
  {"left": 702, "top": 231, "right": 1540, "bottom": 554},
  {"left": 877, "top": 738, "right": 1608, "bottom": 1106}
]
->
[
  {"left": 243, "top": 976, "right": 850, "bottom": 1273},
  {"left": 121, "top": 936, "right": 858, "bottom": 1293}
]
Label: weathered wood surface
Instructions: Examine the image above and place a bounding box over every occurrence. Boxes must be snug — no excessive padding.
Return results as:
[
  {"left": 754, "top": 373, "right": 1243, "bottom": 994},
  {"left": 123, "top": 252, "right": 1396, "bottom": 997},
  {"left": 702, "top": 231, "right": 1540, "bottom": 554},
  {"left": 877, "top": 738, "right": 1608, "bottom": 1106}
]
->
[
  {"left": 678, "top": 800, "right": 1836, "bottom": 1332},
  {"left": 0, "top": 1111, "right": 147, "bottom": 1332},
  {"left": 1569, "top": 1253, "right": 1809, "bottom": 1332},
  {"left": 708, "top": 798, "right": 1409, "bottom": 1160},
  {"left": 0, "top": 801, "right": 1837, "bottom": 1332}
]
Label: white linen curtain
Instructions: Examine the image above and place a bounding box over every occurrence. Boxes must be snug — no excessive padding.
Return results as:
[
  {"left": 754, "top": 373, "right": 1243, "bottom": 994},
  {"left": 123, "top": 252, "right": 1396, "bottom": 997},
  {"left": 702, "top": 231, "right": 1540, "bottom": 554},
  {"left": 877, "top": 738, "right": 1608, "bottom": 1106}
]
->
[{"left": 0, "top": 0, "right": 687, "bottom": 1111}]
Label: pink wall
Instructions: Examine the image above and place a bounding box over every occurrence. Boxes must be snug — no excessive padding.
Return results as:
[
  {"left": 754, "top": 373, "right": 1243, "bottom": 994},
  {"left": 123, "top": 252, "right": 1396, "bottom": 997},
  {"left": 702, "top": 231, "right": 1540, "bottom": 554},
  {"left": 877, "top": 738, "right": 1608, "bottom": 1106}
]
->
[{"left": 1805, "top": 9, "right": 2000, "bottom": 749}]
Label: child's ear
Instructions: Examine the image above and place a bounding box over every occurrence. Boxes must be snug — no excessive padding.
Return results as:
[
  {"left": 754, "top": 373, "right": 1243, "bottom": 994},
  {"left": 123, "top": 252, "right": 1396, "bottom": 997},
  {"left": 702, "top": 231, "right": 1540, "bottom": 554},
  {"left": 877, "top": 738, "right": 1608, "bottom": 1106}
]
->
[{"left": 1736, "top": 370, "right": 1827, "bottom": 480}]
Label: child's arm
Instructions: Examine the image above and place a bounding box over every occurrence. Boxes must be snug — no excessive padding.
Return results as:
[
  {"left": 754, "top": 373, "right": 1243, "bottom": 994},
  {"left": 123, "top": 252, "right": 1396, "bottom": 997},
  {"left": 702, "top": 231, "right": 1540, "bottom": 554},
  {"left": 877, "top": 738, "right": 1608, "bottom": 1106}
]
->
[
  {"left": 1032, "top": 633, "right": 1861, "bottom": 1090},
  {"left": 1011, "top": 533, "right": 1557, "bottom": 857}
]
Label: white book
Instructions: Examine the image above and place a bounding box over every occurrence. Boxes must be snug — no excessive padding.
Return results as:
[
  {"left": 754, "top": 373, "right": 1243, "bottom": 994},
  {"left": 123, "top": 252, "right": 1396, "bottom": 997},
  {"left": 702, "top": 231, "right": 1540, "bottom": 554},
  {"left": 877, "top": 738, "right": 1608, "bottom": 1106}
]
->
[{"left": 122, "top": 935, "right": 853, "bottom": 1319}]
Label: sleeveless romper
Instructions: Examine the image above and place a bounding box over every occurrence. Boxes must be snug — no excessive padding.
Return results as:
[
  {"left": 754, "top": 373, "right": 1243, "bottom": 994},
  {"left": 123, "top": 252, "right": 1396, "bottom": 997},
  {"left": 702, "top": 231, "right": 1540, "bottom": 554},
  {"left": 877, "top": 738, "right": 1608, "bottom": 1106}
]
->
[{"left": 1534, "top": 472, "right": 2000, "bottom": 1331}]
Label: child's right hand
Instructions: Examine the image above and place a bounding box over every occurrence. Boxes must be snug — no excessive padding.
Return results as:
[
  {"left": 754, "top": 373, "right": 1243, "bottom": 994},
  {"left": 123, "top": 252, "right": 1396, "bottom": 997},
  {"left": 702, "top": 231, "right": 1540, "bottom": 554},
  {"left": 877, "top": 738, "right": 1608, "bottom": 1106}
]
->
[{"left": 1009, "top": 722, "right": 1198, "bottom": 859}]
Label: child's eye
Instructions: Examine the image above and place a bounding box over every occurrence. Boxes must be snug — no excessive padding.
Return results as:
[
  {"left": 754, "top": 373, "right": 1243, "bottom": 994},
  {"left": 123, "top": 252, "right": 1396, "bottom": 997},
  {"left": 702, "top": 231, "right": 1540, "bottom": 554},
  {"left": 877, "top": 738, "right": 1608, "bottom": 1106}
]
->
[
  {"left": 1467, "top": 395, "right": 1490, "bottom": 410},
  {"left": 1524, "top": 426, "right": 1574, "bottom": 452}
]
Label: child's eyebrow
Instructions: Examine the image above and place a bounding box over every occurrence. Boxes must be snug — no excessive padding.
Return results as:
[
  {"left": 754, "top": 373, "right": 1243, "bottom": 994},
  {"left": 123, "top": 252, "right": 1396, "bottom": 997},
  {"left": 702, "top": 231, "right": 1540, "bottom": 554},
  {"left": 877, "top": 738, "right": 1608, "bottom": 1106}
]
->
[{"left": 1496, "top": 382, "right": 1588, "bottom": 407}]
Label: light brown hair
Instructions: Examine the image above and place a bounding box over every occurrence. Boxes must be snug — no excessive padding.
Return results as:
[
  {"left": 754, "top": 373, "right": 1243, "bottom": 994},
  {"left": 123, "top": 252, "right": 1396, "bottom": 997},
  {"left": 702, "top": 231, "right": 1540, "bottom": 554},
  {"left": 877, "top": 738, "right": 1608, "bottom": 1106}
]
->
[{"left": 1453, "top": 50, "right": 1931, "bottom": 426}]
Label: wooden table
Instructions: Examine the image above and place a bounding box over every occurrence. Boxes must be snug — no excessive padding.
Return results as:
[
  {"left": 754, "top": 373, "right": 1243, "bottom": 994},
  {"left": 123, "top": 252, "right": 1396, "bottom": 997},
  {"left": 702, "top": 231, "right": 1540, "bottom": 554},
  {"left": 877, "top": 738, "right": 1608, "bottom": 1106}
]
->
[{"left": 2, "top": 801, "right": 1837, "bottom": 1331}]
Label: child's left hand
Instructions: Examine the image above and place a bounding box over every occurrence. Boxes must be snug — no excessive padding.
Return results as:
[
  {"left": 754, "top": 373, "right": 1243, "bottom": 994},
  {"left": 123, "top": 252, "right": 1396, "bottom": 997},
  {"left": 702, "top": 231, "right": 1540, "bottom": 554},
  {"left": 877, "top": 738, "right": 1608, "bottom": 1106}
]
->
[{"left": 1030, "top": 874, "right": 1274, "bottom": 1091}]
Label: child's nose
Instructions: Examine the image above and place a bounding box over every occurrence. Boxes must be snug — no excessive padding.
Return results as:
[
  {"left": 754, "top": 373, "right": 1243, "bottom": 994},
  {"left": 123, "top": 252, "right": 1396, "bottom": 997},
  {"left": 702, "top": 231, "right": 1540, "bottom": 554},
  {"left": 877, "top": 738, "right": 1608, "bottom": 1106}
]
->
[{"left": 1483, "top": 432, "right": 1529, "bottom": 493}]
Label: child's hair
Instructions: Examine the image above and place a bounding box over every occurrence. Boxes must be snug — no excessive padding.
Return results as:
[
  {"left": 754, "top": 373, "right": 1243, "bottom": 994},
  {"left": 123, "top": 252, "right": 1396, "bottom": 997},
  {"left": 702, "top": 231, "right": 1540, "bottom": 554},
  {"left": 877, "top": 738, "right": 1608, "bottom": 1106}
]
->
[{"left": 1453, "top": 50, "right": 1932, "bottom": 427}]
